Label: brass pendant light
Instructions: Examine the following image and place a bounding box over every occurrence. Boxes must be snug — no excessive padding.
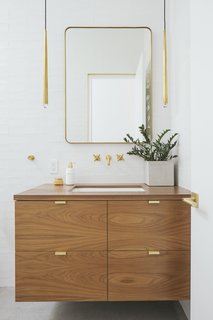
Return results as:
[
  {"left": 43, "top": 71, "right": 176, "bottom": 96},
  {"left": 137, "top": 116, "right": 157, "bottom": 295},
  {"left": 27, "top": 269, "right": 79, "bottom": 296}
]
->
[
  {"left": 163, "top": 0, "right": 168, "bottom": 106},
  {"left": 43, "top": 0, "right": 48, "bottom": 107}
]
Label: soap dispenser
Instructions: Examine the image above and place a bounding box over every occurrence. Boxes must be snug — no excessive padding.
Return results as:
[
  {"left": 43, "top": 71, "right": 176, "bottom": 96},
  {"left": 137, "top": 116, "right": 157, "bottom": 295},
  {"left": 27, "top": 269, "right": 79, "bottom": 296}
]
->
[{"left": 65, "top": 162, "right": 74, "bottom": 185}]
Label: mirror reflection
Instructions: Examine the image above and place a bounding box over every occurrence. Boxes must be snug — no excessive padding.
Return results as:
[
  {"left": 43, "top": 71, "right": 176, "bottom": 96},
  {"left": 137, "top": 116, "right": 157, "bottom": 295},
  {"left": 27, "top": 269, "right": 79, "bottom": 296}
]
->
[{"left": 65, "top": 27, "right": 152, "bottom": 143}]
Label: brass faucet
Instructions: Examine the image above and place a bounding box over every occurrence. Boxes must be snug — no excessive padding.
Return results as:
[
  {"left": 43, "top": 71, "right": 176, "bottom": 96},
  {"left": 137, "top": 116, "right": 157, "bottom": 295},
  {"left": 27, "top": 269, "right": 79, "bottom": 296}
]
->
[{"left": 106, "top": 154, "right": 112, "bottom": 166}]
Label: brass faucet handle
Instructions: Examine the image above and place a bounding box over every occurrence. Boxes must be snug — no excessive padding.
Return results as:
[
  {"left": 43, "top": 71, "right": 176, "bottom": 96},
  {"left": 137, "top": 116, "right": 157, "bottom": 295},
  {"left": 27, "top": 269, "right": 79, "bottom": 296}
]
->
[
  {"left": 117, "top": 154, "right": 124, "bottom": 161},
  {"left": 93, "top": 154, "right": 101, "bottom": 161}
]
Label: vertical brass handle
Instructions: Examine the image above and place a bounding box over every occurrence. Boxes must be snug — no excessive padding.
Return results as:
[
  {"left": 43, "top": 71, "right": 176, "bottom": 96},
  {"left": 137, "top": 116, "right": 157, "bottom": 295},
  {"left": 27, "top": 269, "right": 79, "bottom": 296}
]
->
[{"left": 183, "top": 192, "right": 199, "bottom": 208}]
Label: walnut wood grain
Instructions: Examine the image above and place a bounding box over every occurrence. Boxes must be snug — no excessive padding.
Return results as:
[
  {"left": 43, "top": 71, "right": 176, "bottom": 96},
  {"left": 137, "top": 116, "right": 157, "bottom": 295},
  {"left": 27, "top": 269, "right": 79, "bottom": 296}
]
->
[
  {"left": 108, "top": 201, "right": 190, "bottom": 251},
  {"left": 16, "top": 201, "right": 107, "bottom": 251},
  {"left": 14, "top": 184, "right": 191, "bottom": 201},
  {"left": 108, "top": 251, "right": 190, "bottom": 301},
  {"left": 14, "top": 184, "right": 191, "bottom": 302},
  {"left": 16, "top": 251, "right": 107, "bottom": 302}
]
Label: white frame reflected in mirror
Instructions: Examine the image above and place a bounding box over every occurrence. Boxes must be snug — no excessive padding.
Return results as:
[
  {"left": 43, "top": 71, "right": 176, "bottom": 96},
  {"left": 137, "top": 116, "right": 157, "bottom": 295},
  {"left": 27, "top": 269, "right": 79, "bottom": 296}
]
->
[
  {"left": 65, "top": 27, "right": 152, "bottom": 144},
  {"left": 88, "top": 74, "right": 141, "bottom": 142}
]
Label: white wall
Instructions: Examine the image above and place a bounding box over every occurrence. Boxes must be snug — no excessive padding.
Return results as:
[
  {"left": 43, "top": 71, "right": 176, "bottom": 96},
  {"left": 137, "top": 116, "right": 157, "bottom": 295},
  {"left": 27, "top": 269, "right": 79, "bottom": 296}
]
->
[
  {"left": 190, "top": 1, "right": 213, "bottom": 319},
  {"left": 168, "top": 0, "right": 191, "bottom": 318},
  {"left": 167, "top": 1, "right": 213, "bottom": 320},
  {"left": 168, "top": 0, "right": 191, "bottom": 188},
  {"left": 0, "top": 0, "right": 170, "bottom": 287}
]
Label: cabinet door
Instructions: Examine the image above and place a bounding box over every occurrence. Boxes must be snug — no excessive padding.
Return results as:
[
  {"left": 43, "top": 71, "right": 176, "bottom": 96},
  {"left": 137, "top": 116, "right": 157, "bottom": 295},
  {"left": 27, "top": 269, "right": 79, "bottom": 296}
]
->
[
  {"left": 108, "top": 251, "right": 190, "bottom": 301},
  {"left": 108, "top": 201, "right": 190, "bottom": 250},
  {"left": 16, "top": 251, "right": 107, "bottom": 301},
  {"left": 16, "top": 201, "right": 107, "bottom": 251}
]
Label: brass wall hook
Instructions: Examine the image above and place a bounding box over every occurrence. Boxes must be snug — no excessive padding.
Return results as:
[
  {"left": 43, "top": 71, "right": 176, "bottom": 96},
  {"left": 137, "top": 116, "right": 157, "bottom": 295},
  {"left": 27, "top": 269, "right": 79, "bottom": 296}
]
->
[
  {"left": 27, "top": 154, "right": 35, "bottom": 161},
  {"left": 117, "top": 154, "right": 124, "bottom": 161},
  {"left": 93, "top": 154, "right": 101, "bottom": 161}
]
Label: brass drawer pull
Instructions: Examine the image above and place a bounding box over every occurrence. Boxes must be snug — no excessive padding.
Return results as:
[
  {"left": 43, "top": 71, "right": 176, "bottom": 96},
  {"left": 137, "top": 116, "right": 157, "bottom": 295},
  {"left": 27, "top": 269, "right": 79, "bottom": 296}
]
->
[
  {"left": 54, "top": 201, "right": 66, "bottom": 205},
  {"left": 148, "top": 250, "right": 160, "bottom": 255},
  {"left": 148, "top": 200, "right": 160, "bottom": 204},
  {"left": 55, "top": 251, "right": 67, "bottom": 256}
]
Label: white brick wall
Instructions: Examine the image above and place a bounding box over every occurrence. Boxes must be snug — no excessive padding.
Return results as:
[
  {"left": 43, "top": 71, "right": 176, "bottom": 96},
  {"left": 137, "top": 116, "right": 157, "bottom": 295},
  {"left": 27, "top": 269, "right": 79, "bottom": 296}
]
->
[{"left": 0, "top": 0, "right": 170, "bottom": 287}]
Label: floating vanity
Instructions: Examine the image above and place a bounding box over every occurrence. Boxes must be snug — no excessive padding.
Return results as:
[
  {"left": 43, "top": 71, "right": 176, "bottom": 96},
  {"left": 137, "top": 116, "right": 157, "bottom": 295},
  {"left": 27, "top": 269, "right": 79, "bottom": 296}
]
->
[{"left": 14, "top": 184, "right": 191, "bottom": 302}]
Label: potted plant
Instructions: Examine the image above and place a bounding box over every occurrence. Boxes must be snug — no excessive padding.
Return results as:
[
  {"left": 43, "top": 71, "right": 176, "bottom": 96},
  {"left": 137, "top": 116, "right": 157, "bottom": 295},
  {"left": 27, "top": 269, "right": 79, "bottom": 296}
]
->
[{"left": 124, "top": 125, "right": 178, "bottom": 186}]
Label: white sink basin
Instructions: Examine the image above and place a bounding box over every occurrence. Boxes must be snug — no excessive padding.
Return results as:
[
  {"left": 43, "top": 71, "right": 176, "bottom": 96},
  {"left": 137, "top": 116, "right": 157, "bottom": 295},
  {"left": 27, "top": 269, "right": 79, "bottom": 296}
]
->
[{"left": 71, "top": 187, "right": 145, "bottom": 193}]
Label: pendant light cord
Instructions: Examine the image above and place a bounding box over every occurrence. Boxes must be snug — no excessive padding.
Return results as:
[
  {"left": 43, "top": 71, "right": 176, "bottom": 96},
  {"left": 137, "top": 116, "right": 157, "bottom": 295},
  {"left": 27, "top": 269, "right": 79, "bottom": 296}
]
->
[
  {"left": 43, "top": 0, "right": 48, "bottom": 107},
  {"left": 45, "top": 0, "right": 47, "bottom": 30},
  {"left": 164, "top": 0, "right": 166, "bottom": 31},
  {"left": 163, "top": 0, "right": 168, "bottom": 106}
]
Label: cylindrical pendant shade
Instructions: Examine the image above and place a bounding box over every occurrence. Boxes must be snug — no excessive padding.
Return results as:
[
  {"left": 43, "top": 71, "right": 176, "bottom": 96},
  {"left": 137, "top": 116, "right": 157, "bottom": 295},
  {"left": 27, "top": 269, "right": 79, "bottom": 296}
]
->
[
  {"left": 43, "top": 30, "right": 48, "bottom": 107},
  {"left": 163, "top": 30, "right": 168, "bottom": 106}
]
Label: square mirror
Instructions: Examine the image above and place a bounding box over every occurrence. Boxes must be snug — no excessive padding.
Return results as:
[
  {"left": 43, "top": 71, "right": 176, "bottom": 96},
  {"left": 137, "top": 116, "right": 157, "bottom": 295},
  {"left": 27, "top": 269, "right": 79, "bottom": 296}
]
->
[{"left": 65, "top": 27, "right": 152, "bottom": 143}]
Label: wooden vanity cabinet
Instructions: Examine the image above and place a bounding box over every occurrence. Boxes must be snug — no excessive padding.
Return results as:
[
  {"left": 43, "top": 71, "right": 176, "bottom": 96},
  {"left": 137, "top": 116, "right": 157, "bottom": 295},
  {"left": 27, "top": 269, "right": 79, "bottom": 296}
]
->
[
  {"left": 108, "top": 200, "right": 190, "bottom": 251},
  {"left": 108, "top": 250, "right": 190, "bottom": 301},
  {"left": 16, "top": 201, "right": 107, "bottom": 251},
  {"left": 15, "top": 185, "right": 191, "bottom": 302},
  {"left": 108, "top": 200, "right": 190, "bottom": 301},
  {"left": 15, "top": 200, "right": 107, "bottom": 301},
  {"left": 16, "top": 251, "right": 107, "bottom": 301}
]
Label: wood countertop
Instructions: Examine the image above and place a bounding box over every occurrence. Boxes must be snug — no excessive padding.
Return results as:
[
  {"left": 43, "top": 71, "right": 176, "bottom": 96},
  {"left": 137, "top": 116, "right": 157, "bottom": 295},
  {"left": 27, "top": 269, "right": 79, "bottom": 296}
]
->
[{"left": 14, "top": 184, "right": 191, "bottom": 201}]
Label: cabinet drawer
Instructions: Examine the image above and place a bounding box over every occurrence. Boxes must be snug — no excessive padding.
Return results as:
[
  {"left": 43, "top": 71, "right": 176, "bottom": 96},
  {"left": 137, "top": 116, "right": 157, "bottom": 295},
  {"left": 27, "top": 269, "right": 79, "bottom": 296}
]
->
[
  {"left": 15, "top": 201, "right": 107, "bottom": 251},
  {"left": 16, "top": 251, "right": 107, "bottom": 301},
  {"left": 108, "top": 251, "right": 190, "bottom": 301},
  {"left": 108, "top": 201, "right": 190, "bottom": 250}
]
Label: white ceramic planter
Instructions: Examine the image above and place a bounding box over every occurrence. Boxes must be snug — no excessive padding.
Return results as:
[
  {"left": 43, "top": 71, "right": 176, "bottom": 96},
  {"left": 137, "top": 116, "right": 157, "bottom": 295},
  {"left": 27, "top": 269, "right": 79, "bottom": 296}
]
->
[{"left": 145, "top": 160, "right": 174, "bottom": 186}]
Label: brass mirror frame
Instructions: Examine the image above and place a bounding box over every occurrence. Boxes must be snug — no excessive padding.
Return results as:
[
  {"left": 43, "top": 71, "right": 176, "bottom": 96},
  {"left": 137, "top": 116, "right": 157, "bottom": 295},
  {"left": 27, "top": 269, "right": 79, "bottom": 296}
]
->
[{"left": 64, "top": 26, "right": 152, "bottom": 144}]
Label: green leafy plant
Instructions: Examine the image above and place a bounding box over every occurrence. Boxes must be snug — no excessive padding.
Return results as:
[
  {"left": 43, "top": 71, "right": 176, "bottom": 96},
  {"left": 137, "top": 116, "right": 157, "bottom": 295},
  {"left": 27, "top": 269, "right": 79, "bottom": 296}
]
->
[{"left": 124, "top": 124, "right": 178, "bottom": 161}]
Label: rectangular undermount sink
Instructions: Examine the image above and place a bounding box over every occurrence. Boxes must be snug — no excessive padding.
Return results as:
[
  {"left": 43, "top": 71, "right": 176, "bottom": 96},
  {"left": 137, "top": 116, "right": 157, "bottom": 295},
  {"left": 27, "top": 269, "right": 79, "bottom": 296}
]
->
[{"left": 71, "top": 187, "right": 145, "bottom": 193}]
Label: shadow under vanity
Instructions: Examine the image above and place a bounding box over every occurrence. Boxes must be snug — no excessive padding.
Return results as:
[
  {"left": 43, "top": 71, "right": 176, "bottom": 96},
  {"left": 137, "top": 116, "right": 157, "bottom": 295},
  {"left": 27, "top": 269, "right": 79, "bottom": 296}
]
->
[{"left": 14, "top": 184, "right": 191, "bottom": 302}]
